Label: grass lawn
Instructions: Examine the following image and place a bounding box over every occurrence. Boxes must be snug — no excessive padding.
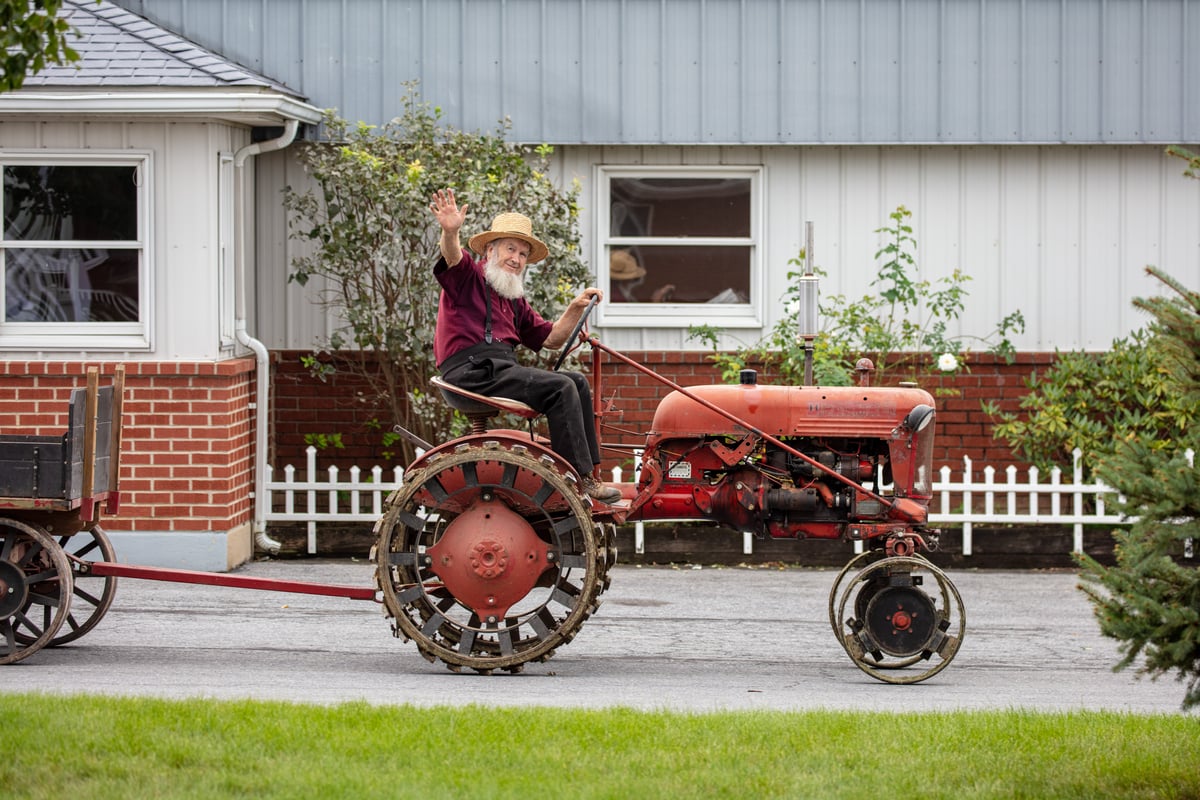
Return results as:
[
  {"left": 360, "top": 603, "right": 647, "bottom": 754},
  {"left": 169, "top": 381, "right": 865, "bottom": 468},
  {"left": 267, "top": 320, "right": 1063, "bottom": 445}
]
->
[{"left": 1, "top": 692, "right": 1196, "bottom": 799}]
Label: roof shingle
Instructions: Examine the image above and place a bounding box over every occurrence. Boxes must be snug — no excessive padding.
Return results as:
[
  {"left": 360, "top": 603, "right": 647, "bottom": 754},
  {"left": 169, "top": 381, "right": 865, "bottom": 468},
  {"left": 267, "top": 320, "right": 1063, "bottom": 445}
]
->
[{"left": 22, "top": 0, "right": 303, "bottom": 98}]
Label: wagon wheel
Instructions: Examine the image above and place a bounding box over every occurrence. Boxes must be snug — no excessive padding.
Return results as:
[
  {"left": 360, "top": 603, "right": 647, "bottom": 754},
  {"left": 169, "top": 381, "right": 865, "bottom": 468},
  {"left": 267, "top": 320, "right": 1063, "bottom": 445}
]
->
[
  {"left": 833, "top": 555, "right": 965, "bottom": 685},
  {"left": 16, "top": 525, "right": 117, "bottom": 646},
  {"left": 374, "top": 441, "right": 603, "bottom": 674},
  {"left": 0, "top": 517, "right": 73, "bottom": 665}
]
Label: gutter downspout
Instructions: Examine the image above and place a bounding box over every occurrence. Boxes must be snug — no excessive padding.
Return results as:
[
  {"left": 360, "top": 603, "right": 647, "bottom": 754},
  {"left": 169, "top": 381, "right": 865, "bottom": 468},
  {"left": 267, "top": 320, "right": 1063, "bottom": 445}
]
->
[{"left": 233, "top": 119, "right": 300, "bottom": 555}]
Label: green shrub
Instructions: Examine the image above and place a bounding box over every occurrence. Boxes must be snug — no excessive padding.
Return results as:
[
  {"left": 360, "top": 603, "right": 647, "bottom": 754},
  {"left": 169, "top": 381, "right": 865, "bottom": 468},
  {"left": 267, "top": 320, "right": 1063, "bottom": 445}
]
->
[
  {"left": 283, "top": 85, "right": 589, "bottom": 462},
  {"left": 691, "top": 206, "right": 1023, "bottom": 386},
  {"left": 984, "top": 327, "right": 1196, "bottom": 473}
]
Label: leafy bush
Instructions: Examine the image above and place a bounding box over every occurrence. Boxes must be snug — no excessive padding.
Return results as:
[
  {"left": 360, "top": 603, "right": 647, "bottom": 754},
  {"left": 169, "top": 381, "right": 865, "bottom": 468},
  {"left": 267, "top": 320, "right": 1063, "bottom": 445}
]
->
[
  {"left": 283, "top": 85, "right": 589, "bottom": 462},
  {"left": 691, "top": 206, "right": 1024, "bottom": 386},
  {"left": 983, "top": 327, "right": 1196, "bottom": 473}
]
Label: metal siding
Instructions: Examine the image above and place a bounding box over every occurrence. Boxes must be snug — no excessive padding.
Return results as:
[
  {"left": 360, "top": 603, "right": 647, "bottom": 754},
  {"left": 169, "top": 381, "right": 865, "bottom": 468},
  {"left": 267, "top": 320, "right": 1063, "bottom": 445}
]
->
[
  {"left": 1062, "top": 0, "right": 1104, "bottom": 141},
  {"left": 1080, "top": 147, "right": 1125, "bottom": 347},
  {"left": 543, "top": 0, "right": 585, "bottom": 142},
  {"left": 295, "top": 1, "right": 344, "bottom": 125},
  {"left": 700, "top": 0, "right": 743, "bottom": 142},
  {"left": 899, "top": 0, "right": 940, "bottom": 142},
  {"left": 112, "top": 0, "right": 1198, "bottom": 144},
  {"left": 821, "top": 0, "right": 862, "bottom": 142},
  {"left": 342, "top": 0, "right": 386, "bottom": 125},
  {"left": 1142, "top": 0, "right": 1185, "bottom": 139},
  {"left": 261, "top": 1, "right": 307, "bottom": 97},
  {"left": 1102, "top": 0, "right": 1142, "bottom": 140},
  {"left": 743, "top": 0, "right": 782, "bottom": 142},
  {"left": 1189, "top": 1, "right": 1200, "bottom": 138},
  {"left": 861, "top": 0, "right": 902, "bottom": 142},
  {"left": 960, "top": 147, "right": 1009, "bottom": 334},
  {"left": 1021, "top": 0, "right": 1065, "bottom": 141},
  {"left": 940, "top": 0, "right": 982, "bottom": 142},
  {"left": 581, "top": 0, "right": 625, "bottom": 142},
  {"left": 778, "top": 0, "right": 822, "bottom": 141},
  {"left": 980, "top": 0, "right": 1022, "bottom": 142},
  {"left": 498, "top": 0, "right": 546, "bottom": 133},
  {"left": 623, "top": 0, "right": 665, "bottom": 142},
  {"left": 667, "top": 2, "right": 700, "bottom": 142},
  {"left": 997, "top": 148, "right": 1043, "bottom": 341},
  {"left": 424, "top": 2, "right": 469, "bottom": 121},
  {"left": 461, "top": 1, "right": 506, "bottom": 131},
  {"left": 1162, "top": 148, "right": 1200, "bottom": 297}
]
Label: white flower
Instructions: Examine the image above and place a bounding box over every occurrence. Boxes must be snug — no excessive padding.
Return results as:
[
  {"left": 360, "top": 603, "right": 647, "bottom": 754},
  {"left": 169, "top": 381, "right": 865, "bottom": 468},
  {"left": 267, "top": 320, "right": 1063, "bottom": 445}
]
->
[{"left": 937, "top": 353, "right": 959, "bottom": 372}]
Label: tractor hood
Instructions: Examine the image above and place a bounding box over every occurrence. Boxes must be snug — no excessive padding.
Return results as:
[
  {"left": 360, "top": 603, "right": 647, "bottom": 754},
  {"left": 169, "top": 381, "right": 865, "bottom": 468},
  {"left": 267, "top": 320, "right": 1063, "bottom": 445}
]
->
[{"left": 647, "top": 383, "right": 937, "bottom": 439}]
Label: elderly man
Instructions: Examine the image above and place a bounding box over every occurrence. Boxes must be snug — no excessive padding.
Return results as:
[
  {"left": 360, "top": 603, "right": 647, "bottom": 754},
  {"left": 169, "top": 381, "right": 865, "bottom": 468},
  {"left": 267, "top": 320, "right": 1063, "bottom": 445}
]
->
[{"left": 429, "top": 188, "right": 621, "bottom": 504}]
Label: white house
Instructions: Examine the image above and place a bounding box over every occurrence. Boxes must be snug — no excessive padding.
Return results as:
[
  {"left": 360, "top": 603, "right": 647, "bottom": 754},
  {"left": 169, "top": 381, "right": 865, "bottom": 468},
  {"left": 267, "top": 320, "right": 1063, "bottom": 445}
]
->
[{"left": 1, "top": 1, "right": 322, "bottom": 569}]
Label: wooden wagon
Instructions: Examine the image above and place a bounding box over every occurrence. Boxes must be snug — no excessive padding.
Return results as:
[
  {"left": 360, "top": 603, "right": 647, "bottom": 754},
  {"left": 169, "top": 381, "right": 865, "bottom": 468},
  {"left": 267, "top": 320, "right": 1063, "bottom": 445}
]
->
[{"left": 1, "top": 366, "right": 124, "bottom": 664}]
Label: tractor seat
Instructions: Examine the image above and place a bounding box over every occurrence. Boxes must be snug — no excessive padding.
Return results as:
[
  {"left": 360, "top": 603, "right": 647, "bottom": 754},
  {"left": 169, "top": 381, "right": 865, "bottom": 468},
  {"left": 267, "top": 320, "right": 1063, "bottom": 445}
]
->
[{"left": 430, "top": 375, "right": 541, "bottom": 434}]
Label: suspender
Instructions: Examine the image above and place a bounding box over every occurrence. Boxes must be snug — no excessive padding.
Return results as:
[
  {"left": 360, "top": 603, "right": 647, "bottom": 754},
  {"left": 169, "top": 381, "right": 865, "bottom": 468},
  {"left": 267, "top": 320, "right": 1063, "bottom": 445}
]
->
[
  {"left": 483, "top": 286, "right": 515, "bottom": 345},
  {"left": 484, "top": 287, "right": 493, "bottom": 344}
]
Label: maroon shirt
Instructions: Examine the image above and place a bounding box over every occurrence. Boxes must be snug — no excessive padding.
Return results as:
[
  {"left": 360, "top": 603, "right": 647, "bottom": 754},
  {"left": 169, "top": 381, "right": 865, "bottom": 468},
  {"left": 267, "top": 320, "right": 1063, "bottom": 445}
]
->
[{"left": 433, "top": 251, "right": 554, "bottom": 367}]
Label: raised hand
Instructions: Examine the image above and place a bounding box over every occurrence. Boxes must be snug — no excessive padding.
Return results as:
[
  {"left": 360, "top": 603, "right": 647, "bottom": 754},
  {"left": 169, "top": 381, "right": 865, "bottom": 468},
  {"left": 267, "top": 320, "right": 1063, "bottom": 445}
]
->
[{"left": 430, "top": 188, "right": 468, "bottom": 234}]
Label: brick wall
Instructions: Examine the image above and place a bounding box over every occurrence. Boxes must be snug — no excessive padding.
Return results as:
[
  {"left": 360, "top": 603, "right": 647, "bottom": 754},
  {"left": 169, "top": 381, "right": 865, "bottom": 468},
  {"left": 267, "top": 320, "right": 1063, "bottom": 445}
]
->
[
  {"left": 272, "top": 348, "right": 1056, "bottom": 475},
  {"left": 0, "top": 359, "right": 256, "bottom": 533}
]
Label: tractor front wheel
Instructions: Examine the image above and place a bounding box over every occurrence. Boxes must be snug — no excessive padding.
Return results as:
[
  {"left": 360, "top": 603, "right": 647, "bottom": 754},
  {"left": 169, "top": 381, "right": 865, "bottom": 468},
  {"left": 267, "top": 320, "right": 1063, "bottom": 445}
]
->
[{"left": 832, "top": 554, "right": 965, "bottom": 684}]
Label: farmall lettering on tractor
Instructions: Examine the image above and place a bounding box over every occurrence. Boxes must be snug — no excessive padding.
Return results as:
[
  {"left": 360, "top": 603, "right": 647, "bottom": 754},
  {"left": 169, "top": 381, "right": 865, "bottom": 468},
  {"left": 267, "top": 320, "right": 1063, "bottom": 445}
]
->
[{"left": 373, "top": 294, "right": 966, "bottom": 684}]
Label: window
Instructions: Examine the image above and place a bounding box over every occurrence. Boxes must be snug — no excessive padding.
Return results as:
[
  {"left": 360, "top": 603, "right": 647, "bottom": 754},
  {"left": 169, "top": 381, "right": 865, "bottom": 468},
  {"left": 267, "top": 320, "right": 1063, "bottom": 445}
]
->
[
  {"left": 1, "top": 153, "right": 150, "bottom": 349},
  {"left": 596, "top": 166, "right": 763, "bottom": 328}
]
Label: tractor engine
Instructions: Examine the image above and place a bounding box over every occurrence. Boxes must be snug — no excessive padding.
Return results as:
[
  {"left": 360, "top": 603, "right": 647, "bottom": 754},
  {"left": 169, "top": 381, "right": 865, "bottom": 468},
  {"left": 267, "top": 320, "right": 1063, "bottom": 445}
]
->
[{"left": 628, "top": 375, "right": 937, "bottom": 544}]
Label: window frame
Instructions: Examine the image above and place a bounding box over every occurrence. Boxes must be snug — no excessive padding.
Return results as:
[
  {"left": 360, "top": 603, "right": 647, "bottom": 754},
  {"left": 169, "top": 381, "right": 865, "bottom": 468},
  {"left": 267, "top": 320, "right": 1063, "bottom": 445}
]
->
[
  {"left": 0, "top": 150, "right": 153, "bottom": 351},
  {"left": 594, "top": 164, "right": 765, "bottom": 329}
]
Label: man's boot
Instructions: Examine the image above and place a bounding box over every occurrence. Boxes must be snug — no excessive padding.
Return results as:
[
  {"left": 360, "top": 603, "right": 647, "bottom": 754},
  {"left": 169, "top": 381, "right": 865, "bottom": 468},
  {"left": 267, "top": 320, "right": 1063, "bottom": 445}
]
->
[{"left": 581, "top": 475, "right": 622, "bottom": 505}]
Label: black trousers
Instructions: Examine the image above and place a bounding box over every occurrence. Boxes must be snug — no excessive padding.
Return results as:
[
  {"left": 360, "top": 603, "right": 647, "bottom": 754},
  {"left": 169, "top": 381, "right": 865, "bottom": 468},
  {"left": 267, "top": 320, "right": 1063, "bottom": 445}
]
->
[{"left": 440, "top": 346, "right": 602, "bottom": 477}]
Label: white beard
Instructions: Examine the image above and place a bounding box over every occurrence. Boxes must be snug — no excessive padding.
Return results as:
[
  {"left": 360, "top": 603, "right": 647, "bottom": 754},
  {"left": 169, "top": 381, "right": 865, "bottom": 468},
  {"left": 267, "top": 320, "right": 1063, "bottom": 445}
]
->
[{"left": 484, "top": 252, "right": 526, "bottom": 300}]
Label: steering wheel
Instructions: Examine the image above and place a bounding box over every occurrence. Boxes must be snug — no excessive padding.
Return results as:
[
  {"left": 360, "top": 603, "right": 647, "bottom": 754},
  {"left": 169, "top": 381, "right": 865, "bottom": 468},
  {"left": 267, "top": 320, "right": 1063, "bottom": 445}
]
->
[{"left": 552, "top": 294, "right": 600, "bottom": 371}]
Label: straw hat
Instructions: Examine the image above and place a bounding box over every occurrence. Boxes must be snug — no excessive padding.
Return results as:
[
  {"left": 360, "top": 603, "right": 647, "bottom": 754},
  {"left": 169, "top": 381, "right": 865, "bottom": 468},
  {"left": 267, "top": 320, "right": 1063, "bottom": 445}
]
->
[
  {"left": 610, "top": 249, "right": 646, "bottom": 280},
  {"left": 468, "top": 212, "right": 549, "bottom": 264}
]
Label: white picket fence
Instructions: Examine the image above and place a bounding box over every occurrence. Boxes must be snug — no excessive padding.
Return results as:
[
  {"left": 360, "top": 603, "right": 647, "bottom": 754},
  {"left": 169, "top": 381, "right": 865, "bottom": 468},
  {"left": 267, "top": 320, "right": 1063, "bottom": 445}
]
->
[
  {"left": 265, "top": 449, "right": 405, "bottom": 554},
  {"left": 265, "top": 446, "right": 1195, "bottom": 557}
]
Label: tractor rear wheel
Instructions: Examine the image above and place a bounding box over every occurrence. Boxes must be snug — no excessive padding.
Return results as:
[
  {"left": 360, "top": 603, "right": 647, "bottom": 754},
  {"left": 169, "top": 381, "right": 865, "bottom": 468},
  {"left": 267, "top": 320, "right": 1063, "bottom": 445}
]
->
[{"left": 374, "top": 441, "right": 606, "bottom": 674}]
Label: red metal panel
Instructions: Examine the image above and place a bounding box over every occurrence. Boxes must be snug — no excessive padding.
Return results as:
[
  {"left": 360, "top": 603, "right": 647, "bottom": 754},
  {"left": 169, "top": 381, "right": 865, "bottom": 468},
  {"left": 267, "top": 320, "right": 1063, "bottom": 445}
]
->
[{"left": 648, "top": 384, "right": 934, "bottom": 439}]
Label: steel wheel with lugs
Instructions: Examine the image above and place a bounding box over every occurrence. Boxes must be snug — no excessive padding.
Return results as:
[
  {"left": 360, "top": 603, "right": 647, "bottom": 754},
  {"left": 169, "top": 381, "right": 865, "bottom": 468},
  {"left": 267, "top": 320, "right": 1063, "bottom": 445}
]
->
[{"left": 374, "top": 440, "right": 605, "bottom": 674}]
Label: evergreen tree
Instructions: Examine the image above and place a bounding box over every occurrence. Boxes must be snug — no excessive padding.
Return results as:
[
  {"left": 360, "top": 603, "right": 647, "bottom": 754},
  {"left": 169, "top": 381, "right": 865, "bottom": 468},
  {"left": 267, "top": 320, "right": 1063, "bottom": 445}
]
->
[{"left": 1078, "top": 266, "right": 1200, "bottom": 710}]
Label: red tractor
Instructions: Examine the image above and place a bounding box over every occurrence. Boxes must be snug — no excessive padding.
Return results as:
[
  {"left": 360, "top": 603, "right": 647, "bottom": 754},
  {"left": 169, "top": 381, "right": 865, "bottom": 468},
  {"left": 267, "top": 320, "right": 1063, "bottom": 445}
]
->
[{"left": 373, "top": 302, "right": 965, "bottom": 684}]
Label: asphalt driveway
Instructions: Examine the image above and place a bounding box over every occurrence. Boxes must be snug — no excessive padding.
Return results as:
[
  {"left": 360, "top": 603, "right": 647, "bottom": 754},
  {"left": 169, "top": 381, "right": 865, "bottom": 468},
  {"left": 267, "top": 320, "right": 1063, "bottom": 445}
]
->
[{"left": 5, "top": 560, "right": 1190, "bottom": 714}]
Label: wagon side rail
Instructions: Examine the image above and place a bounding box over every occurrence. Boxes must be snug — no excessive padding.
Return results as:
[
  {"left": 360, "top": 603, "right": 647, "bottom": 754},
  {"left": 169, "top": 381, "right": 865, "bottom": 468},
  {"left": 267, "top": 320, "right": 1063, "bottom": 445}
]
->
[{"left": 0, "top": 364, "right": 125, "bottom": 521}]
